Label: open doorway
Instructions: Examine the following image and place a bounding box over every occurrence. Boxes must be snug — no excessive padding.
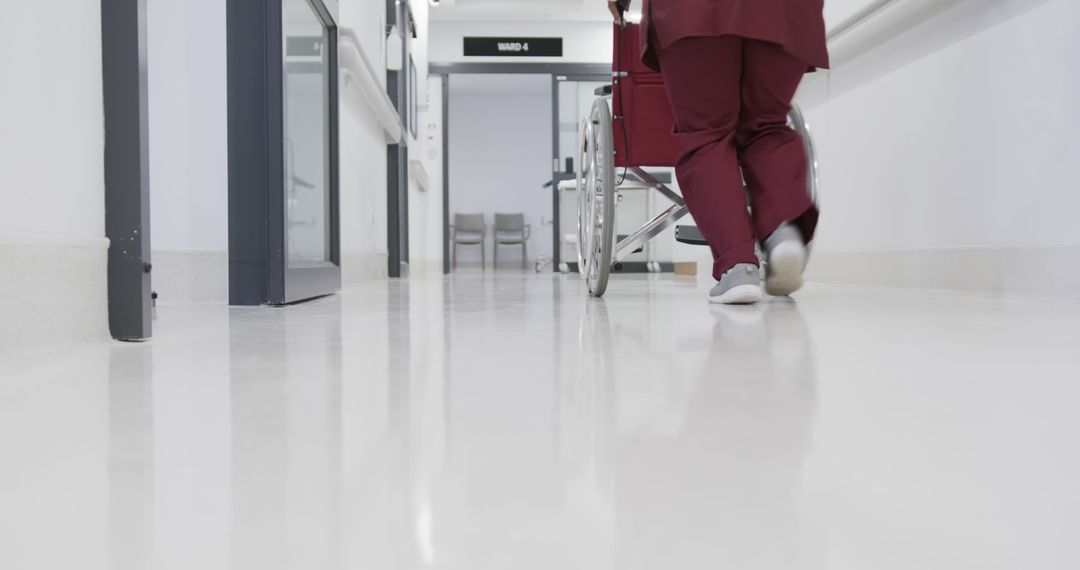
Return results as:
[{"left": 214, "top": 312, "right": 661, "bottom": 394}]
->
[{"left": 447, "top": 74, "right": 552, "bottom": 272}]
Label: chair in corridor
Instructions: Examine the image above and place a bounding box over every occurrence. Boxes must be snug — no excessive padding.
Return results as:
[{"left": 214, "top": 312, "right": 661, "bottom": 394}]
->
[
  {"left": 451, "top": 213, "right": 486, "bottom": 269},
  {"left": 493, "top": 213, "right": 531, "bottom": 270}
]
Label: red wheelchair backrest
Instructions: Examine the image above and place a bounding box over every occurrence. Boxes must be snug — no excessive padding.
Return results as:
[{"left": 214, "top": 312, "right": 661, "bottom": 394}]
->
[{"left": 612, "top": 23, "right": 679, "bottom": 169}]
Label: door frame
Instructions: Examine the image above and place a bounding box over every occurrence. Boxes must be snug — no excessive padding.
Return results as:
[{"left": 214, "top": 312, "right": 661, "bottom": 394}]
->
[
  {"left": 226, "top": 0, "right": 342, "bottom": 305},
  {"left": 429, "top": 62, "right": 609, "bottom": 273},
  {"left": 386, "top": 0, "right": 410, "bottom": 278},
  {"left": 101, "top": 0, "right": 153, "bottom": 340}
]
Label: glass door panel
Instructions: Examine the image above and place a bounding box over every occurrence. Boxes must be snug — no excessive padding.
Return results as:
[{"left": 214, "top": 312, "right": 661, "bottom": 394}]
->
[{"left": 284, "top": 0, "right": 332, "bottom": 268}]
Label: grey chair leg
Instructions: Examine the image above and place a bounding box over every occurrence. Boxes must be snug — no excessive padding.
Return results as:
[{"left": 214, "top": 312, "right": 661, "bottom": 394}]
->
[
  {"left": 452, "top": 242, "right": 457, "bottom": 270},
  {"left": 522, "top": 241, "right": 528, "bottom": 270},
  {"left": 494, "top": 240, "right": 498, "bottom": 270},
  {"left": 482, "top": 241, "right": 486, "bottom": 271}
]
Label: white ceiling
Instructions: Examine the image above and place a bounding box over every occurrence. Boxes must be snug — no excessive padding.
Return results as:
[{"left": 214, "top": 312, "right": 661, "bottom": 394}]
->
[{"left": 429, "top": 0, "right": 612, "bottom": 22}]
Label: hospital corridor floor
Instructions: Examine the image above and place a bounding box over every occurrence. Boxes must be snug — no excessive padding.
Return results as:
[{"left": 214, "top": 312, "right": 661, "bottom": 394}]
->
[{"left": 2, "top": 271, "right": 1079, "bottom": 570}]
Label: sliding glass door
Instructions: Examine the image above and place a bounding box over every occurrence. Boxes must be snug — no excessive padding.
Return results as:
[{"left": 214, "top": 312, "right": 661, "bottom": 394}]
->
[{"left": 227, "top": 0, "right": 340, "bottom": 305}]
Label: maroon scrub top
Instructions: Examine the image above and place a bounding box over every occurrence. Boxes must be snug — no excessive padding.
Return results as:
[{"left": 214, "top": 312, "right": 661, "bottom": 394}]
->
[{"left": 640, "top": 0, "right": 830, "bottom": 71}]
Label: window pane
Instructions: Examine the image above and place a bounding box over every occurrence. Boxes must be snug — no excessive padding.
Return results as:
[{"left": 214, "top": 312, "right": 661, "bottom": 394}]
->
[{"left": 283, "top": 0, "right": 331, "bottom": 267}]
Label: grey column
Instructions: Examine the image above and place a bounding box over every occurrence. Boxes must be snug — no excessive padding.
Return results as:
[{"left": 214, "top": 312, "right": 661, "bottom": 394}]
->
[{"left": 101, "top": 0, "right": 153, "bottom": 340}]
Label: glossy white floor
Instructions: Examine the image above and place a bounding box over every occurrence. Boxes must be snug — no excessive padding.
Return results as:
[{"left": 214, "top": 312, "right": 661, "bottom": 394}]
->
[{"left": 2, "top": 271, "right": 1079, "bottom": 570}]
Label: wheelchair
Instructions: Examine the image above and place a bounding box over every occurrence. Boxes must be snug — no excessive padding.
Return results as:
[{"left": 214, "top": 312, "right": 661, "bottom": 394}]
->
[{"left": 572, "top": 24, "right": 820, "bottom": 297}]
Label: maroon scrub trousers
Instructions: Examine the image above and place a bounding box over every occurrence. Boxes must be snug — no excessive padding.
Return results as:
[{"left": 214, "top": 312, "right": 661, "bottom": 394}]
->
[{"left": 640, "top": 0, "right": 828, "bottom": 280}]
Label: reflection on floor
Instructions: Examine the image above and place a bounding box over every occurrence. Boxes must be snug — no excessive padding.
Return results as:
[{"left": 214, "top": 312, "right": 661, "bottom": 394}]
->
[{"left": 2, "top": 272, "right": 1079, "bottom": 570}]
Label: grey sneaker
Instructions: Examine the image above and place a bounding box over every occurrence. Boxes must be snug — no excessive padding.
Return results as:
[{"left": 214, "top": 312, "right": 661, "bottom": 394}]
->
[
  {"left": 763, "top": 223, "right": 807, "bottom": 297},
  {"left": 709, "top": 263, "right": 763, "bottom": 305}
]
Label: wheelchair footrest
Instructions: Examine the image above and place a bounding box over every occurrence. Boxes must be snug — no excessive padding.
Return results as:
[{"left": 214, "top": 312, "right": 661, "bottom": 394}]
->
[
  {"left": 675, "top": 225, "right": 709, "bottom": 246},
  {"left": 616, "top": 235, "right": 644, "bottom": 254}
]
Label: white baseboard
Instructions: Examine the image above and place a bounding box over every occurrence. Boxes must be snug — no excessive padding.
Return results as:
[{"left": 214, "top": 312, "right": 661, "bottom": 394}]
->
[
  {"left": 151, "top": 250, "right": 228, "bottom": 305},
  {"left": 408, "top": 259, "right": 445, "bottom": 277},
  {"left": 342, "top": 252, "right": 389, "bottom": 286},
  {"left": 151, "top": 251, "right": 398, "bottom": 303},
  {"left": 807, "top": 245, "right": 1080, "bottom": 298},
  {"left": 449, "top": 261, "right": 514, "bottom": 271},
  {"left": 451, "top": 261, "right": 485, "bottom": 270},
  {"left": 0, "top": 232, "right": 110, "bottom": 355}
]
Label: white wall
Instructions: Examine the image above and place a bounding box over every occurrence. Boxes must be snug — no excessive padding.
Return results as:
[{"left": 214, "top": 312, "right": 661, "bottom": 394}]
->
[
  {"left": 409, "top": 73, "right": 446, "bottom": 275},
  {"left": 798, "top": 0, "right": 1080, "bottom": 296},
  {"left": 448, "top": 74, "right": 553, "bottom": 267},
  {"left": 148, "top": 0, "right": 228, "bottom": 253},
  {"left": 404, "top": 0, "right": 446, "bottom": 275},
  {"left": 0, "top": 3, "right": 104, "bottom": 240},
  {"left": 0, "top": 1, "right": 109, "bottom": 352},
  {"left": 147, "top": 0, "right": 230, "bottom": 304},
  {"left": 825, "top": 0, "right": 882, "bottom": 28},
  {"left": 347, "top": 0, "right": 388, "bottom": 69},
  {"left": 340, "top": 0, "right": 442, "bottom": 280},
  {"left": 339, "top": 0, "right": 395, "bottom": 283}
]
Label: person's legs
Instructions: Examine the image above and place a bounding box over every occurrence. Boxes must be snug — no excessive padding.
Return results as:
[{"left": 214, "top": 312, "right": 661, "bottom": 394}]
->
[
  {"left": 737, "top": 40, "right": 819, "bottom": 244},
  {"left": 657, "top": 36, "right": 758, "bottom": 282}
]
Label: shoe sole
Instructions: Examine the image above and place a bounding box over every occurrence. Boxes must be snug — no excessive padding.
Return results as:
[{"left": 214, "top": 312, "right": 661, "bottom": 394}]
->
[
  {"left": 765, "top": 240, "right": 807, "bottom": 297},
  {"left": 709, "top": 284, "right": 763, "bottom": 305}
]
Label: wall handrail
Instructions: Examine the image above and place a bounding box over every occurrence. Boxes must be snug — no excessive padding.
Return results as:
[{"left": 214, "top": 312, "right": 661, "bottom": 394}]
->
[
  {"left": 339, "top": 27, "right": 402, "bottom": 143},
  {"left": 826, "top": 0, "right": 965, "bottom": 66},
  {"left": 829, "top": 0, "right": 896, "bottom": 41}
]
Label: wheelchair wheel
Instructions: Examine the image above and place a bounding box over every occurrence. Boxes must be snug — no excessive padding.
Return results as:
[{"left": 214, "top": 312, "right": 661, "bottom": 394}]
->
[
  {"left": 575, "top": 118, "right": 590, "bottom": 279},
  {"left": 578, "top": 99, "right": 616, "bottom": 297}
]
